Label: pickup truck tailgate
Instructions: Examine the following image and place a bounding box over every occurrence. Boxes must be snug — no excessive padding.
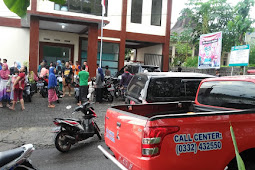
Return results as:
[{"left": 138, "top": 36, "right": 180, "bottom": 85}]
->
[{"left": 105, "top": 107, "right": 147, "bottom": 169}]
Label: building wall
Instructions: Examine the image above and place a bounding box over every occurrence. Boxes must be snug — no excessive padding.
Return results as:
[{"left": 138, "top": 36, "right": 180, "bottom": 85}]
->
[
  {"left": 136, "top": 44, "right": 163, "bottom": 62},
  {"left": 0, "top": 26, "right": 30, "bottom": 68},
  {"left": 126, "top": 0, "right": 167, "bottom": 36},
  {"left": 37, "top": 0, "right": 167, "bottom": 35},
  {"left": 39, "top": 30, "right": 79, "bottom": 62},
  {"left": 104, "top": 0, "right": 122, "bottom": 31},
  {"left": 37, "top": 0, "right": 122, "bottom": 31},
  {"left": 37, "top": 0, "right": 102, "bottom": 20}
]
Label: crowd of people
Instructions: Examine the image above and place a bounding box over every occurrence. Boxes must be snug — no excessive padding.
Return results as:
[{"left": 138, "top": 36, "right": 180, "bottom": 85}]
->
[
  {"left": 37, "top": 59, "right": 115, "bottom": 106},
  {"left": 0, "top": 57, "right": 132, "bottom": 111},
  {"left": 0, "top": 58, "right": 31, "bottom": 111}
]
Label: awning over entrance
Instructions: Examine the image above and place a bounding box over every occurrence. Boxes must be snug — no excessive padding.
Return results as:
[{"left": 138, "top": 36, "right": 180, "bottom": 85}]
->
[{"left": 21, "top": 11, "right": 109, "bottom": 34}]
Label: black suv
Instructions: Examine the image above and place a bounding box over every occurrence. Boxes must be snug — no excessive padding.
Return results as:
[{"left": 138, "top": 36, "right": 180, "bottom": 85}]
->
[
  {"left": 125, "top": 72, "right": 215, "bottom": 104},
  {"left": 115, "top": 64, "right": 160, "bottom": 77}
]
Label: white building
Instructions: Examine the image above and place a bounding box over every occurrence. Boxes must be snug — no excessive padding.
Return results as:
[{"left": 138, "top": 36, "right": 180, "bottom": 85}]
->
[{"left": 0, "top": 0, "right": 172, "bottom": 76}]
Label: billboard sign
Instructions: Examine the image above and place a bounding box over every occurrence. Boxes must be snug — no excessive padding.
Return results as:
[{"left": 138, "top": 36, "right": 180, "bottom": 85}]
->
[
  {"left": 229, "top": 45, "right": 250, "bottom": 66},
  {"left": 198, "top": 32, "right": 222, "bottom": 69}
]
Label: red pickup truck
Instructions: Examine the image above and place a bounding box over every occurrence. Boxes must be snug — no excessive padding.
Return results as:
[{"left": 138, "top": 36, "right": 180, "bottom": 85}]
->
[{"left": 98, "top": 76, "right": 255, "bottom": 170}]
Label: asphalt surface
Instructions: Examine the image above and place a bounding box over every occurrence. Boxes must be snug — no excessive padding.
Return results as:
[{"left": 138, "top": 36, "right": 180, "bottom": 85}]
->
[{"left": 0, "top": 93, "right": 123, "bottom": 170}]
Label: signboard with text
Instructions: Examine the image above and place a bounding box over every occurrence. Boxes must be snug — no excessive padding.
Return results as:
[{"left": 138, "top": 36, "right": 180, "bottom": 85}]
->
[
  {"left": 198, "top": 32, "right": 222, "bottom": 69},
  {"left": 229, "top": 45, "right": 250, "bottom": 66}
]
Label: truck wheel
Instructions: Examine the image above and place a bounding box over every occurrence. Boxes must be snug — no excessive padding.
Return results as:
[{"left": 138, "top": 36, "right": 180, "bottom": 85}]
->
[
  {"left": 94, "top": 122, "right": 102, "bottom": 140},
  {"left": 227, "top": 152, "right": 255, "bottom": 170},
  {"left": 54, "top": 131, "right": 72, "bottom": 152},
  {"left": 245, "top": 160, "right": 255, "bottom": 170}
]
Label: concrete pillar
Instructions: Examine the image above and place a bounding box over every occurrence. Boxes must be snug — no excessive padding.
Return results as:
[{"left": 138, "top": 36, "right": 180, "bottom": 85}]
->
[
  {"left": 87, "top": 24, "right": 98, "bottom": 77},
  {"left": 119, "top": 0, "right": 128, "bottom": 70},
  {"left": 29, "top": 16, "right": 39, "bottom": 73},
  {"left": 162, "top": 0, "right": 172, "bottom": 71}
]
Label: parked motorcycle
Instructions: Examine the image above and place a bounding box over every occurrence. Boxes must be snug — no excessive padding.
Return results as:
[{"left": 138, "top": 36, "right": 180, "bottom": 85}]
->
[
  {"left": 23, "top": 83, "right": 33, "bottom": 102},
  {"left": 53, "top": 102, "right": 102, "bottom": 152},
  {"left": 55, "top": 75, "right": 63, "bottom": 103},
  {"left": 101, "top": 78, "right": 114, "bottom": 102},
  {"left": 0, "top": 144, "right": 37, "bottom": 170},
  {"left": 37, "top": 77, "right": 48, "bottom": 98},
  {"left": 74, "top": 82, "right": 80, "bottom": 103}
]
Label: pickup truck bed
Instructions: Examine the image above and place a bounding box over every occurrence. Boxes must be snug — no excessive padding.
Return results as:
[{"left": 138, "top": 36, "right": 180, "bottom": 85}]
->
[
  {"left": 103, "top": 102, "right": 255, "bottom": 170},
  {"left": 112, "top": 101, "right": 233, "bottom": 118},
  {"left": 100, "top": 76, "right": 255, "bottom": 170}
]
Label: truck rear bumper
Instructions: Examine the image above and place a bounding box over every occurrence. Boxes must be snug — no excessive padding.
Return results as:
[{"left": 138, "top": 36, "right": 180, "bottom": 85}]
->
[{"left": 98, "top": 145, "right": 128, "bottom": 170}]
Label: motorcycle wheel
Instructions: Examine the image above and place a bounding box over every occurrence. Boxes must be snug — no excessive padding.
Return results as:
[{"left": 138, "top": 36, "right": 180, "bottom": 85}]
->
[
  {"left": 54, "top": 131, "right": 72, "bottom": 152},
  {"left": 94, "top": 122, "right": 102, "bottom": 140},
  {"left": 41, "top": 89, "right": 48, "bottom": 98},
  {"left": 28, "top": 95, "right": 32, "bottom": 102},
  {"left": 107, "top": 94, "right": 113, "bottom": 103}
]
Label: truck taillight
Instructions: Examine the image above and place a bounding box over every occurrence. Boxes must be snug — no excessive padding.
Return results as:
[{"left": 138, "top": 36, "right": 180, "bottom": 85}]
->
[{"left": 142, "top": 126, "right": 180, "bottom": 157}]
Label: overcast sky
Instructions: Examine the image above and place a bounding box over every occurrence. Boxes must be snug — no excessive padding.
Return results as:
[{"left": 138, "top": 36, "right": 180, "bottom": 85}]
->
[{"left": 171, "top": 0, "right": 255, "bottom": 28}]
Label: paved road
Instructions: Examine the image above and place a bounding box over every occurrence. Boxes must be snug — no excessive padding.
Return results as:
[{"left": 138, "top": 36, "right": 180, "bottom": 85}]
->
[
  {"left": 31, "top": 142, "right": 119, "bottom": 170},
  {"left": 0, "top": 93, "right": 123, "bottom": 169}
]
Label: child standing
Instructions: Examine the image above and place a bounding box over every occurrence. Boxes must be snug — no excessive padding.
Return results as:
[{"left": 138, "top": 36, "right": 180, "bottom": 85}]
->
[
  {"left": 48, "top": 67, "right": 58, "bottom": 108},
  {"left": 9, "top": 66, "right": 26, "bottom": 111}
]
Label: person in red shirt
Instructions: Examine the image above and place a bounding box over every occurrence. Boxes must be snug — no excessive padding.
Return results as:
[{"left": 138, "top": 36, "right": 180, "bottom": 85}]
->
[
  {"left": 9, "top": 66, "right": 26, "bottom": 111},
  {"left": 83, "top": 61, "right": 89, "bottom": 72}
]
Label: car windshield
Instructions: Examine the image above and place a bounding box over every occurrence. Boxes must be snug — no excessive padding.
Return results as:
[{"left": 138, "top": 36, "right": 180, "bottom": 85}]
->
[
  {"left": 197, "top": 81, "right": 255, "bottom": 109},
  {"left": 146, "top": 77, "right": 204, "bottom": 102},
  {"left": 141, "top": 66, "right": 160, "bottom": 72},
  {"left": 126, "top": 74, "right": 148, "bottom": 100},
  {"left": 132, "top": 66, "right": 140, "bottom": 74}
]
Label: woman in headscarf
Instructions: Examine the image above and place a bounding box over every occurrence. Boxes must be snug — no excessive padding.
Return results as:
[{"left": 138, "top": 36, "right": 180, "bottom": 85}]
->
[
  {"left": 56, "top": 60, "right": 63, "bottom": 91},
  {"left": 95, "top": 67, "right": 104, "bottom": 103},
  {"left": 40, "top": 65, "right": 49, "bottom": 78},
  {"left": 14, "top": 61, "right": 21, "bottom": 70},
  {"left": 48, "top": 67, "right": 58, "bottom": 108},
  {"left": 0, "top": 63, "right": 11, "bottom": 108}
]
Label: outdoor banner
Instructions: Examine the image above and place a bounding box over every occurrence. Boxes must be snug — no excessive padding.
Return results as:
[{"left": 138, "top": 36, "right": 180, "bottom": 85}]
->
[
  {"left": 229, "top": 45, "right": 250, "bottom": 66},
  {"left": 198, "top": 32, "right": 222, "bottom": 69}
]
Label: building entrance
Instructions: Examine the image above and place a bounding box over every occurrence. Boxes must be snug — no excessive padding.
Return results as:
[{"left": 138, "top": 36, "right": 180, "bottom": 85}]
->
[{"left": 39, "top": 42, "right": 74, "bottom": 65}]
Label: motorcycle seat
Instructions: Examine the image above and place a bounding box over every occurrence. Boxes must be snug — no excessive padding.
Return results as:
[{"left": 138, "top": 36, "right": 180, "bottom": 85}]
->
[
  {"left": 56, "top": 118, "right": 81, "bottom": 123},
  {"left": 0, "top": 147, "right": 24, "bottom": 167}
]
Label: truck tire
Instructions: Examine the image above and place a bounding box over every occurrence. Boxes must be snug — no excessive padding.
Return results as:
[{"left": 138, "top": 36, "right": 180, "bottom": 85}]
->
[
  {"left": 245, "top": 160, "right": 255, "bottom": 170},
  {"left": 227, "top": 149, "right": 255, "bottom": 170},
  {"left": 54, "top": 131, "right": 72, "bottom": 153}
]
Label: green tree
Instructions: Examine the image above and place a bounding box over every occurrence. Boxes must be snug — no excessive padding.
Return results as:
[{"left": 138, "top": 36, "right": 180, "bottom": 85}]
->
[
  {"left": 180, "top": 0, "right": 235, "bottom": 52},
  {"left": 184, "top": 57, "right": 198, "bottom": 67},
  {"left": 249, "top": 44, "right": 255, "bottom": 65},
  {"left": 172, "top": 41, "right": 193, "bottom": 66},
  {"left": 227, "top": 0, "right": 255, "bottom": 45},
  {"left": 4, "top": 0, "right": 66, "bottom": 17}
]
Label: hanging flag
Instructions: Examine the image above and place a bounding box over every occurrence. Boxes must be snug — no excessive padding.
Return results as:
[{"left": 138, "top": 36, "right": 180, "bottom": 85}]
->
[{"left": 101, "top": 0, "right": 106, "bottom": 15}]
